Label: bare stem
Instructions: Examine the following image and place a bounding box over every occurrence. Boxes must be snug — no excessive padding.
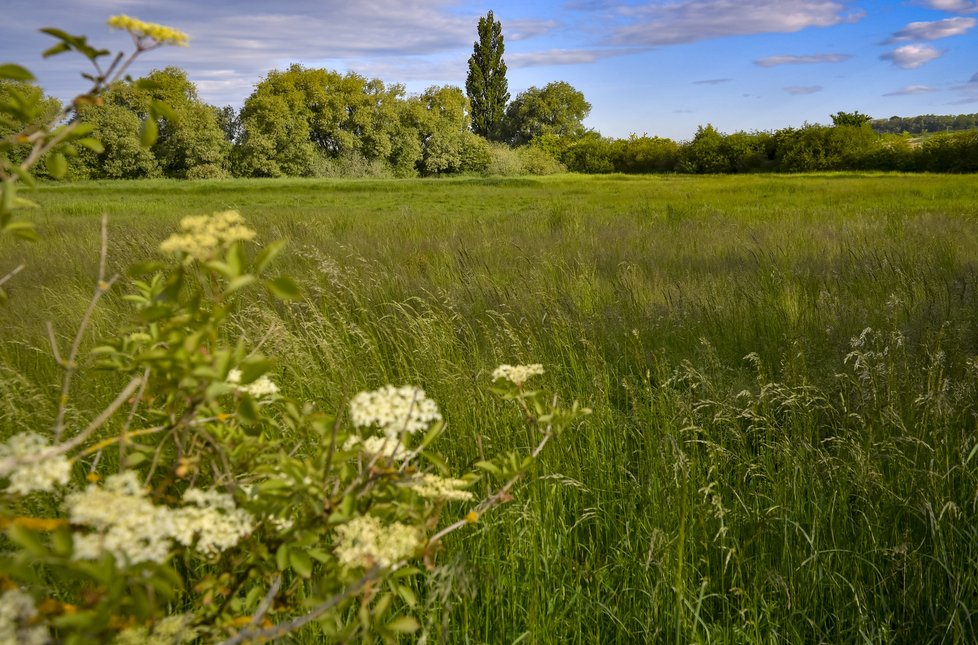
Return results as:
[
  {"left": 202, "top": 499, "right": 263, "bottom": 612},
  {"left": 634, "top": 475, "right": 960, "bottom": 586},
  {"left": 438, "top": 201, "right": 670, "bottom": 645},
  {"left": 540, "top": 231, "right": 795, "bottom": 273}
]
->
[{"left": 217, "top": 567, "right": 382, "bottom": 645}]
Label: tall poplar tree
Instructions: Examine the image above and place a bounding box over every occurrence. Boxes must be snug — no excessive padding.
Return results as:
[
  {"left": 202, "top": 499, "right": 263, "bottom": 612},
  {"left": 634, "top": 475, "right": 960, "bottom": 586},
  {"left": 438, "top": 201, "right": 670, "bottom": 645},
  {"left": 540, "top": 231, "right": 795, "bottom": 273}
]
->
[{"left": 466, "top": 10, "right": 509, "bottom": 141}]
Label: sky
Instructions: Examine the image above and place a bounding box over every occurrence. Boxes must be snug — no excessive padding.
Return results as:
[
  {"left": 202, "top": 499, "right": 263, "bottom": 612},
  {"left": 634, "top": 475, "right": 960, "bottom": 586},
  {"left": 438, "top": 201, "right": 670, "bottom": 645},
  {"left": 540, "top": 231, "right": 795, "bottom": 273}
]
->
[{"left": 2, "top": 0, "right": 977, "bottom": 141}]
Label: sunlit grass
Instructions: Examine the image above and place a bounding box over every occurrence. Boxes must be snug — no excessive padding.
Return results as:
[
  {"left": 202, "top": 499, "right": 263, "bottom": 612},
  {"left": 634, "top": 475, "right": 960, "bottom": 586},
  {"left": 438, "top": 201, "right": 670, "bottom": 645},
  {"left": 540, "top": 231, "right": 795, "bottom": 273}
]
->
[{"left": 3, "top": 173, "right": 977, "bottom": 642}]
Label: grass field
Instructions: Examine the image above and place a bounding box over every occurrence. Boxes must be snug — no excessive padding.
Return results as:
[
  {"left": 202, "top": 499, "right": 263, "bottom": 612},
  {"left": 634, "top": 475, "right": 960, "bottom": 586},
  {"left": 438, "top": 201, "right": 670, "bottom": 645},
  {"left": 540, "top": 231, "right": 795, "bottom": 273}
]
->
[{"left": 3, "top": 173, "right": 978, "bottom": 642}]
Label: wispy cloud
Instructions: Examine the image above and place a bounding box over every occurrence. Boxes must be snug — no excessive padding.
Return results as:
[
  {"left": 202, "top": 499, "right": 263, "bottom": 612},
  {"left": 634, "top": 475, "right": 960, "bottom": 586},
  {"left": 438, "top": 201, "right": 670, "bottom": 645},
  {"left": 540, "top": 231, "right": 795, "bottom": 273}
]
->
[
  {"left": 693, "top": 78, "right": 731, "bottom": 85},
  {"left": 912, "top": 0, "right": 978, "bottom": 12},
  {"left": 883, "top": 84, "right": 938, "bottom": 95},
  {"left": 880, "top": 44, "right": 944, "bottom": 69},
  {"left": 507, "top": 48, "right": 631, "bottom": 68},
  {"left": 608, "top": 0, "right": 862, "bottom": 46},
  {"left": 754, "top": 53, "right": 851, "bottom": 67},
  {"left": 784, "top": 85, "right": 823, "bottom": 94},
  {"left": 970, "top": 72, "right": 978, "bottom": 82},
  {"left": 886, "top": 17, "right": 976, "bottom": 42}
]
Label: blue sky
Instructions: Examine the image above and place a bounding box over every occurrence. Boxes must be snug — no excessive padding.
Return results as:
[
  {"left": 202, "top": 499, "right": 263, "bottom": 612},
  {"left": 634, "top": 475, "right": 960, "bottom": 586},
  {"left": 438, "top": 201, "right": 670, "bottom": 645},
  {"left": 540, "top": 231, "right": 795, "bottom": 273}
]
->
[{"left": 2, "top": 1, "right": 977, "bottom": 140}]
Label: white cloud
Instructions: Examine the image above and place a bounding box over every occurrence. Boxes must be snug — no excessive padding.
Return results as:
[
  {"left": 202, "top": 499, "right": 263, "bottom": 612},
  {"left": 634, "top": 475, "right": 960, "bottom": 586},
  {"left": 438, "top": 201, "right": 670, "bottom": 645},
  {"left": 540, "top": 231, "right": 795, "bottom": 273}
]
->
[
  {"left": 880, "top": 44, "right": 944, "bottom": 69},
  {"left": 784, "top": 85, "right": 823, "bottom": 94},
  {"left": 609, "top": 0, "right": 862, "bottom": 46},
  {"left": 754, "top": 53, "right": 851, "bottom": 67},
  {"left": 883, "top": 84, "right": 938, "bottom": 95},
  {"left": 913, "top": 0, "right": 978, "bottom": 12},
  {"left": 887, "top": 17, "right": 976, "bottom": 42},
  {"left": 507, "top": 48, "right": 630, "bottom": 68}
]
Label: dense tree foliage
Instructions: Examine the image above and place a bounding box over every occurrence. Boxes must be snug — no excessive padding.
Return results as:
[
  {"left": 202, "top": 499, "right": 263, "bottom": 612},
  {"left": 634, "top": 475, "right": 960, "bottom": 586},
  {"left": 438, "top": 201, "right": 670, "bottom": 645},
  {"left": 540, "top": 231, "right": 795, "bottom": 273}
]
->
[
  {"left": 503, "top": 81, "right": 590, "bottom": 146},
  {"left": 872, "top": 112, "right": 978, "bottom": 134},
  {"left": 18, "top": 61, "right": 978, "bottom": 180},
  {"left": 465, "top": 10, "right": 509, "bottom": 142}
]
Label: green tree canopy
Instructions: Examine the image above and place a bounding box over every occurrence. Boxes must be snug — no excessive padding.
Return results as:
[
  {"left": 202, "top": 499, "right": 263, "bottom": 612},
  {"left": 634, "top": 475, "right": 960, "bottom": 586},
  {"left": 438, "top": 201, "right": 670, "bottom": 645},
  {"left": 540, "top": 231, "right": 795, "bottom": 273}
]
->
[
  {"left": 503, "top": 81, "right": 590, "bottom": 146},
  {"left": 465, "top": 10, "right": 509, "bottom": 141},
  {"left": 831, "top": 111, "right": 872, "bottom": 128}
]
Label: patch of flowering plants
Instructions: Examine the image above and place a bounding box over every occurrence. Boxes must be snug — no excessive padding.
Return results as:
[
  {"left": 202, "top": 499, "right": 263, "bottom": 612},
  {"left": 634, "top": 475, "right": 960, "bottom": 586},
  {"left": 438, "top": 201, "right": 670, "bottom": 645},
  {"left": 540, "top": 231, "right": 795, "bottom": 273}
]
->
[{"left": 0, "top": 18, "right": 589, "bottom": 643}]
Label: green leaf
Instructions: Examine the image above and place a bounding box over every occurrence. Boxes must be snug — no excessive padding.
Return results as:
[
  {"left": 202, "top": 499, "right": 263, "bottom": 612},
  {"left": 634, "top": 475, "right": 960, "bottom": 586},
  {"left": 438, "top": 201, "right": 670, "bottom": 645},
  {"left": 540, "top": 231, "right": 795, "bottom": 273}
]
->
[
  {"left": 239, "top": 358, "right": 274, "bottom": 384},
  {"left": 4, "top": 220, "right": 38, "bottom": 241},
  {"left": 149, "top": 99, "right": 178, "bottom": 123},
  {"left": 474, "top": 460, "right": 501, "bottom": 475},
  {"left": 140, "top": 118, "right": 158, "bottom": 147},
  {"left": 41, "top": 42, "right": 71, "bottom": 58},
  {"left": 124, "top": 452, "right": 148, "bottom": 468},
  {"left": 46, "top": 152, "right": 67, "bottom": 179},
  {"left": 0, "top": 64, "right": 34, "bottom": 81},
  {"left": 238, "top": 393, "right": 260, "bottom": 426},
  {"left": 226, "top": 274, "right": 257, "bottom": 294},
  {"left": 74, "top": 137, "right": 104, "bottom": 154},
  {"left": 386, "top": 616, "right": 420, "bottom": 634},
  {"left": 8, "top": 525, "right": 48, "bottom": 557},
  {"left": 275, "top": 544, "right": 290, "bottom": 571},
  {"left": 265, "top": 275, "right": 301, "bottom": 301},
  {"left": 254, "top": 239, "right": 286, "bottom": 274},
  {"left": 290, "top": 549, "right": 313, "bottom": 578}
]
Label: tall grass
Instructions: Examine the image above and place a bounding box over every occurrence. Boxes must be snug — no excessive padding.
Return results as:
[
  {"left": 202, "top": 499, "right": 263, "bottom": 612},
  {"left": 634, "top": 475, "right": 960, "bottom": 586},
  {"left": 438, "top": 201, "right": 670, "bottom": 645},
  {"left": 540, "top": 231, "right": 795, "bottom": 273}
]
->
[{"left": 2, "top": 173, "right": 977, "bottom": 642}]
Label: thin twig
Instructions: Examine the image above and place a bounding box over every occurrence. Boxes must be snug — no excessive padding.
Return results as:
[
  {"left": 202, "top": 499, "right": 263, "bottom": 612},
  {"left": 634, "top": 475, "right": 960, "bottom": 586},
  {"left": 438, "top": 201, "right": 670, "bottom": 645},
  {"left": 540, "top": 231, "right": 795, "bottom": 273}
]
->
[
  {"left": 0, "top": 375, "right": 143, "bottom": 476},
  {"left": 53, "top": 216, "right": 117, "bottom": 441},
  {"left": 248, "top": 574, "right": 282, "bottom": 628},
  {"left": 0, "top": 264, "right": 24, "bottom": 289},
  {"left": 217, "top": 567, "right": 382, "bottom": 645}
]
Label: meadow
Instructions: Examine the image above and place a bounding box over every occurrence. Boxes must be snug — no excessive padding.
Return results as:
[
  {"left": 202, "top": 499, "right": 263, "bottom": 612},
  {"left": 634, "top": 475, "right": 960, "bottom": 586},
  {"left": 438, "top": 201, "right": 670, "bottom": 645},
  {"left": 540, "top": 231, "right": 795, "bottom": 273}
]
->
[{"left": 2, "top": 173, "right": 978, "bottom": 643}]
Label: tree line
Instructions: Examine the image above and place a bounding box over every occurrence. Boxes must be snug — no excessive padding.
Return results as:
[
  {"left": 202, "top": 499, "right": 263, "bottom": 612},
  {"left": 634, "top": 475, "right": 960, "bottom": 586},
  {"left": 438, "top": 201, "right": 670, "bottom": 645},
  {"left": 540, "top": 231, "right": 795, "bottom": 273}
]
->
[{"left": 2, "top": 7, "right": 977, "bottom": 180}]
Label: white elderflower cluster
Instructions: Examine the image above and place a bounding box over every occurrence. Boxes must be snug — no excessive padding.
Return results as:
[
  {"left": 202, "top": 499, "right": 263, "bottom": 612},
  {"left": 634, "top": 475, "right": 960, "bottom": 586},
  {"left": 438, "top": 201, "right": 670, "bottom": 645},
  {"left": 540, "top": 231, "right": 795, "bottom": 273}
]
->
[
  {"left": 410, "top": 473, "right": 474, "bottom": 502},
  {"left": 67, "top": 472, "right": 253, "bottom": 566},
  {"left": 226, "top": 369, "right": 279, "bottom": 398},
  {"left": 342, "top": 435, "right": 409, "bottom": 461},
  {"left": 349, "top": 385, "right": 441, "bottom": 438},
  {"left": 0, "top": 589, "right": 50, "bottom": 645},
  {"left": 492, "top": 363, "right": 545, "bottom": 387},
  {"left": 171, "top": 488, "right": 254, "bottom": 557},
  {"left": 159, "top": 210, "right": 256, "bottom": 261},
  {"left": 68, "top": 472, "right": 173, "bottom": 565},
  {"left": 0, "top": 432, "right": 71, "bottom": 495},
  {"left": 334, "top": 515, "right": 422, "bottom": 570}
]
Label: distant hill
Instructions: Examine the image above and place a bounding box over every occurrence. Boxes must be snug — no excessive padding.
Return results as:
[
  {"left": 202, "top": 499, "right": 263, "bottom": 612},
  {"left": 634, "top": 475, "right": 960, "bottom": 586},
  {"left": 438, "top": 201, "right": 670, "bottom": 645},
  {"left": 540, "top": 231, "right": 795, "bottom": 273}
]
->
[{"left": 872, "top": 113, "right": 978, "bottom": 135}]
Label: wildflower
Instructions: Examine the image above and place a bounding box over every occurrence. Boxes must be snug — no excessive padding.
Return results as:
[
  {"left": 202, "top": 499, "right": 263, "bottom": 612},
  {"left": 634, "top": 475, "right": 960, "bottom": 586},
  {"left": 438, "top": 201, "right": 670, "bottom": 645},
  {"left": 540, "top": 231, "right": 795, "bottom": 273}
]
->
[
  {"left": 67, "top": 472, "right": 252, "bottom": 566},
  {"left": 226, "top": 369, "right": 279, "bottom": 398},
  {"left": 492, "top": 364, "right": 545, "bottom": 387},
  {"left": 349, "top": 385, "right": 441, "bottom": 438},
  {"left": 333, "top": 515, "right": 421, "bottom": 569},
  {"left": 159, "top": 210, "right": 256, "bottom": 262},
  {"left": 343, "top": 435, "right": 409, "bottom": 461},
  {"left": 170, "top": 488, "right": 254, "bottom": 557},
  {"left": 0, "top": 589, "right": 50, "bottom": 645},
  {"left": 67, "top": 472, "right": 172, "bottom": 565},
  {"left": 409, "top": 473, "right": 474, "bottom": 502},
  {"left": 108, "top": 15, "right": 189, "bottom": 46},
  {"left": 0, "top": 432, "right": 71, "bottom": 495}
]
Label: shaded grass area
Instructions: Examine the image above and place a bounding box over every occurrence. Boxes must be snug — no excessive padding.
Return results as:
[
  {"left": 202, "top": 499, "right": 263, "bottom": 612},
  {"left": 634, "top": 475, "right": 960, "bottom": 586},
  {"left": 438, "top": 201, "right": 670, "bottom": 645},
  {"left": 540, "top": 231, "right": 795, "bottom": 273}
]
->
[{"left": 3, "top": 173, "right": 978, "bottom": 642}]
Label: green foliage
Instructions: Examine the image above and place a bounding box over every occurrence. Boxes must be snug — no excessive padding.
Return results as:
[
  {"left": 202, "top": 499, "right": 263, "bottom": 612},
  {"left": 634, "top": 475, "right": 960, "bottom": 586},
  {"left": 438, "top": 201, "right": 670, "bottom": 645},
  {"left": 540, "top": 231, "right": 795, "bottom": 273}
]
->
[
  {"left": 830, "top": 110, "right": 872, "bottom": 127},
  {"left": 71, "top": 103, "right": 161, "bottom": 179},
  {"left": 0, "top": 20, "right": 592, "bottom": 644},
  {"left": 503, "top": 81, "right": 591, "bottom": 146},
  {"left": 7, "top": 173, "right": 978, "bottom": 642},
  {"left": 465, "top": 11, "right": 509, "bottom": 142}
]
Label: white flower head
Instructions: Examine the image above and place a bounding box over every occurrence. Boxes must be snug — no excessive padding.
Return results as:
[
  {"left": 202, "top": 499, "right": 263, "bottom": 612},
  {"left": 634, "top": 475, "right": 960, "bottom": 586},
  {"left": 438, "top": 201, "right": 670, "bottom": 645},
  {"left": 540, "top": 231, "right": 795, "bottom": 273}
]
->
[
  {"left": 333, "top": 515, "right": 421, "bottom": 569},
  {"left": 0, "top": 432, "right": 71, "bottom": 495},
  {"left": 410, "top": 473, "right": 474, "bottom": 502},
  {"left": 67, "top": 473, "right": 252, "bottom": 566},
  {"left": 343, "top": 435, "right": 410, "bottom": 461},
  {"left": 0, "top": 589, "right": 50, "bottom": 645},
  {"left": 226, "top": 368, "right": 279, "bottom": 398},
  {"left": 349, "top": 385, "right": 441, "bottom": 439},
  {"left": 492, "top": 364, "right": 545, "bottom": 387}
]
